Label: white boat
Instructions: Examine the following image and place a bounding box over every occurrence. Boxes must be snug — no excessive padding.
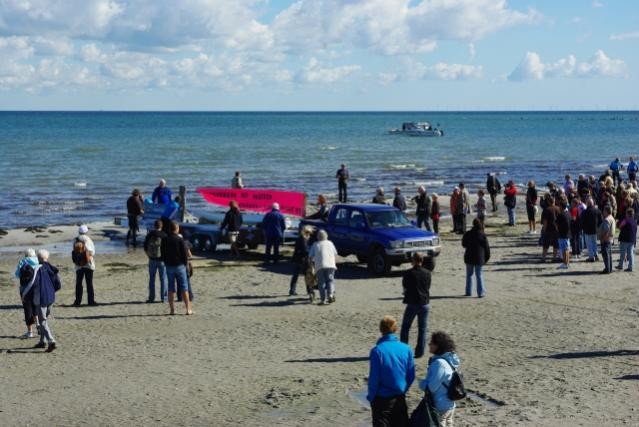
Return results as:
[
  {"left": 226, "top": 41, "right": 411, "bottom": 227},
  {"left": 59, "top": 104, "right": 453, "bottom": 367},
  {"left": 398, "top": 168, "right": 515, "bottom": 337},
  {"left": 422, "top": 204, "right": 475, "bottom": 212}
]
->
[{"left": 389, "top": 122, "right": 444, "bottom": 137}]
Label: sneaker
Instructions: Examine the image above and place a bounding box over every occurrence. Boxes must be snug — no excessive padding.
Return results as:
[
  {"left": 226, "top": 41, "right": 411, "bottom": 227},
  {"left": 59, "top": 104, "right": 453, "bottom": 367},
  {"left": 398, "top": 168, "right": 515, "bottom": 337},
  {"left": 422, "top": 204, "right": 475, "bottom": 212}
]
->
[
  {"left": 625, "top": 269, "right": 633, "bottom": 272},
  {"left": 318, "top": 300, "right": 327, "bottom": 306},
  {"left": 88, "top": 302, "right": 99, "bottom": 306},
  {"left": 145, "top": 299, "right": 155, "bottom": 304},
  {"left": 558, "top": 263, "right": 569, "bottom": 269},
  {"left": 45, "top": 343, "right": 56, "bottom": 353},
  {"left": 615, "top": 265, "right": 623, "bottom": 270},
  {"left": 308, "top": 293, "right": 315, "bottom": 303},
  {"left": 21, "top": 331, "right": 34, "bottom": 339},
  {"left": 328, "top": 294, "right": 336, "bottom": 303},
  {"left": 33, "top": 342, "right": 46, "bottom": 349},
  {"left": 289, "top": 291, "right": 298, "bottom": 296}
]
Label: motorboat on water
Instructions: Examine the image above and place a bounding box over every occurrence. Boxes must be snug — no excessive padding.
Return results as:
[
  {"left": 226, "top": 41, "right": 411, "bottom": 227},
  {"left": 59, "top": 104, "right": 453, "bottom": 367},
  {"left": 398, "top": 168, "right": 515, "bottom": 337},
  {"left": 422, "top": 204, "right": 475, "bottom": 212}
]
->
[{"left": 389, "top": 121, "right": 444, "bottom": 137}]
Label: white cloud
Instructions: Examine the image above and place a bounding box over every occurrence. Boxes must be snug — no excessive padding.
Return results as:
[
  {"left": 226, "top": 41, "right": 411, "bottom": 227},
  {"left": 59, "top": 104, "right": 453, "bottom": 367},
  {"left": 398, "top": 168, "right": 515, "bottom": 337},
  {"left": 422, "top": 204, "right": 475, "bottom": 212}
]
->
[
  {"left": 508, "top": 50, "right": 626, "bottom": 81},
  {"left": 296, "top": 58, "right": 360, "bottom": 84},
  {"left": 570, "top": 16, "right": 582, "bottom": 24},
  {"left": 406, "top": 59, "right": 483, "bottom": 80},
  {"left": 610, "top": 31, "right": 639, "bottom": 41},
  {"left": 468, "top": 43, "right": 476, "bottom": 59},
  {"left": 592, "top": 1, "right": 604, "bottom": 8}
]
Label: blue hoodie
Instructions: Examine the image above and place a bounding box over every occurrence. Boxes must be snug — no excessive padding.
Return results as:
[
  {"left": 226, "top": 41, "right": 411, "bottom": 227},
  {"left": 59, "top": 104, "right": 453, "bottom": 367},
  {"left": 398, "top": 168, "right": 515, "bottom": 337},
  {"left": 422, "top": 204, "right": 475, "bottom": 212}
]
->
[
  {"left": 367, "top": 334, "right": 415, "bottom": 402},
  {"left": 15, "top": 256, "right": 39, "bottom": 279},
  {"left": 419, "top": 352, "right": 461, "bottom": 412}
]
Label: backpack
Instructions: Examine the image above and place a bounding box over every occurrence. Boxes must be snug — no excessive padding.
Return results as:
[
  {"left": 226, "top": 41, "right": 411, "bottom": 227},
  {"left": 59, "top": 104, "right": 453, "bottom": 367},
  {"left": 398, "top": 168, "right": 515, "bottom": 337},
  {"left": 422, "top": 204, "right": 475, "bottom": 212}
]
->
[
  {"left": 72, "top": 238, "right": 89, "bottom": 266},
  {"left": 441, "top": 358, "right": 467, "bottom": 401},
  {"left": 146, "top": 235, "right": 163, "bottom": 259}
]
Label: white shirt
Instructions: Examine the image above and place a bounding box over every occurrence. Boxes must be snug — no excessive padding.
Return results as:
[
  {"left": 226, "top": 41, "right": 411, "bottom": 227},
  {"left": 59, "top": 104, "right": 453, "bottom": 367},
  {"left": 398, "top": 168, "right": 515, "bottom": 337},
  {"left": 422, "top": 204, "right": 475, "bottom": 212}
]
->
[{"left": 309, "top": 240, "right": 338, "bottom": 271}]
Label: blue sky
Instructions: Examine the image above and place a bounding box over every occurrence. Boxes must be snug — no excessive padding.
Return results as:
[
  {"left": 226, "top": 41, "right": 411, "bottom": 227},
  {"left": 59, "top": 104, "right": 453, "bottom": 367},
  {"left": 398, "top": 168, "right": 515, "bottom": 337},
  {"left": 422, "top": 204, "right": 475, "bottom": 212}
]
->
[{"left": 0, "top": 0, "right": 637, "bottom": 110}]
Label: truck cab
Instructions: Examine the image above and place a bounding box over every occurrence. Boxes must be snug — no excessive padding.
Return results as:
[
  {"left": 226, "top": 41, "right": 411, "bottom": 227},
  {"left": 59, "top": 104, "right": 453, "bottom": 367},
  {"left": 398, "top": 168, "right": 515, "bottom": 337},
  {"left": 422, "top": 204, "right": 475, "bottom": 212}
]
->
[{"left": 301, "top": 204, "right": 441, "bottom": 275}]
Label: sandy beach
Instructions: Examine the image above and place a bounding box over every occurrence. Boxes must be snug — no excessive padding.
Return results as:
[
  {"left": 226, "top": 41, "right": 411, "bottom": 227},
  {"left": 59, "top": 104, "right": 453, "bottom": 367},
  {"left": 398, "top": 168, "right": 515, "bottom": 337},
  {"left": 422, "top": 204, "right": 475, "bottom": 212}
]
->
[{"left": 1, "top": 208, "right": 638, "bottom": 427}]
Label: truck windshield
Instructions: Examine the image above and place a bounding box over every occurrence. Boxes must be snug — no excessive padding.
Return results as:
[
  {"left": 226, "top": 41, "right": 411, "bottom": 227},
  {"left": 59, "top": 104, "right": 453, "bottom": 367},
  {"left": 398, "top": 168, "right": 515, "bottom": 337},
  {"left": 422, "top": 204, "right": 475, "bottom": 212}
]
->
[{"left": 366, "top": 210, "right": 411, "bottom": 228}]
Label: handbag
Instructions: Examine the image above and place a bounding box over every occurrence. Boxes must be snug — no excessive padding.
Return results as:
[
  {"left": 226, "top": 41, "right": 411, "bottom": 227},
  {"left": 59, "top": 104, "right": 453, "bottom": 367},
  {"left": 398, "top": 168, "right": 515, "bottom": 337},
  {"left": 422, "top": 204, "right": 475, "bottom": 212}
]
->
[{"left": 409, "top": 390, "right": 440, "bottom": 427}]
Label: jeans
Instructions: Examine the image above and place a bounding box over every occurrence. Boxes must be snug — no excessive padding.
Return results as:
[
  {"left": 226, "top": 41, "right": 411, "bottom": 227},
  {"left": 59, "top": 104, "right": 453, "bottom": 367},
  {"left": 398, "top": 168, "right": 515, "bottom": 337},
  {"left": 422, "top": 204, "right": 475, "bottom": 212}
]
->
[
  {"left": 400, "top": 304, "right": 429, "bottom": 358},
  {"left": 507, "top": 207, "right": 515, "bottom": 226},
  {"left": 437, "top": 409, "right": 455, "bottom": 427},
  {"left": 466, "top": 264, "right": 485, "bottom": 297},
  {"left": 617, "top": 241, "right": 635, "bottom": 271},
  {"left": 584, "top": 234, "right": 598, "bottom": 260},
  {"left": 35, "top": 305, "right": 55, "bottom": 344},
  {"left": 316, "top": 268, "right": 336, "bottom": 302},
  {"left": 338, "top": 181, "right": 347, "bottom": 203},
  {"left": 166, "top": 265, "right": 188, "bottom": 293},
  {"left": 289, "top": 262, "right": 305, "bottom": 294},
  {"left": 417, "top": 214, "right": 431, "bottom": 231},
  {"left": 75, "top": 268, "right": 95, "bottom": 305},
  {"left": 148, "top": 259, "right": 167, "bottom": 302},
  {"left": 601, "top": 241, "right": 612, "bottom": 273},
  {"left": 371, "top": 395, "right": 408, "bottom": 427},
  {"left": 265, "top": 237, "right": 281, "bottom": 263}
]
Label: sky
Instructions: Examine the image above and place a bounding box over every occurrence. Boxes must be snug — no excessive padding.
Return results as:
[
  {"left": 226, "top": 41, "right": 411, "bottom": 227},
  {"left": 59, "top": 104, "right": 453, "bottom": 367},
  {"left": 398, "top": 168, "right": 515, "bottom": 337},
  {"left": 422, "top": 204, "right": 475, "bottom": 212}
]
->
[{"left": 0, "top": 0, "right": 637, "bottom": 110}]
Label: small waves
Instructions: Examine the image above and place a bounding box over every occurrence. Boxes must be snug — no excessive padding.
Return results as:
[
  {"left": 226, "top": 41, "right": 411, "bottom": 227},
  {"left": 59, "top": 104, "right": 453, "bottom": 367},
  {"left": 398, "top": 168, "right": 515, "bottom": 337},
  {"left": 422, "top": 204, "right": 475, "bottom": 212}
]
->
[{"left": 483, "top": 156, "right": 506, "bottom": 162}]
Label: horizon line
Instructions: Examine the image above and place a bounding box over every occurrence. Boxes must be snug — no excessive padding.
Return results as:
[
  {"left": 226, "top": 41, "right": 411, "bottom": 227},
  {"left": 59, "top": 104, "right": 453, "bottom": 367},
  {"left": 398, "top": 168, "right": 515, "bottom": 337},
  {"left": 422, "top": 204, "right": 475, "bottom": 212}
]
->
[{"left": 1, "top": 109, "right": 638, "bottom": 113}]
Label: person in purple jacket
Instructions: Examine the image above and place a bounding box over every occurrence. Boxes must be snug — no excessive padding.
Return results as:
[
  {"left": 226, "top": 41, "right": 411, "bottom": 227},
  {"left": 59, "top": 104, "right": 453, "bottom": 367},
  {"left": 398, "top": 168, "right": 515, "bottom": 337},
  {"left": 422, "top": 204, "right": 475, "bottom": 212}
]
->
[{"left": 616, "top": 208, "right": 637, "bottom": 272}]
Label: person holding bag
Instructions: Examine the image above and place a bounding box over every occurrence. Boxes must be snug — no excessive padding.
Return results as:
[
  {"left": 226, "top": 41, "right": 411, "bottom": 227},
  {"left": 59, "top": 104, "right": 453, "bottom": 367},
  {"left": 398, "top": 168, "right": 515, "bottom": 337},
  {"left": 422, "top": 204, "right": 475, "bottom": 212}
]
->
[{"left": 418, "top": 332, "right": 462, "bottom": 427}]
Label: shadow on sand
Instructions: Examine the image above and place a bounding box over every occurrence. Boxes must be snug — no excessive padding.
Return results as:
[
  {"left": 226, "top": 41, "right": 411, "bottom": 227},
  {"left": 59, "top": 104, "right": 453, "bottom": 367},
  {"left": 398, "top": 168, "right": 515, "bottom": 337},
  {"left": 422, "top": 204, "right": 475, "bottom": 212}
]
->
[
  {"left": 285, "top": 356, "right": 369, "bottom": 363},
  {"left": 530, "top": 349, "right": 639, "bottom": 360},
  {"left": 230, "top": 298, "right": 310, "bottom": 308}
]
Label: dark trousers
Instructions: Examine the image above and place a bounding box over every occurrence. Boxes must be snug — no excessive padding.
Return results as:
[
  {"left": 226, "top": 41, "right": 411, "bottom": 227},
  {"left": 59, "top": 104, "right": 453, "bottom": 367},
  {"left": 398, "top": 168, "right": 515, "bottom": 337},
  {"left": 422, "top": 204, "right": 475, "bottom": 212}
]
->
[
  {"left": 432, "top": 220, "right": 439, "bottom": 234},
  {"left": 75, "top": 268, "right": 95, "bottom": 305},
  {"left": 489, "top": 192, "right": 497, "bottom": 211},
  {"left": 265, "top": 237, "right": 281, "bottom": 263},
  {"left": 400, "top": 304, "right": 429, "bottom": 358},
  {"left": 126, "top": 215, "right": 139, "bottom": 244},
  {"left": 612, "top": 171, "right": 621, "bottom": 186},
  {"left": 417, "top": 214, "right": 431, "bottom": 231},
  {"left": 338, "top": 181, "right": 348, "bottom": 203},
  {"left": 289, "top": 262, "right": 305, "bottom": 293},
  {"left": 371, "top": 395, "right": 408, "bottom": 427},
  {"left": 22, "top": 298, "right": 35, "bottom": 327},
  {"left": 601, "top": 241, "right": 612, "bottom": 273}
]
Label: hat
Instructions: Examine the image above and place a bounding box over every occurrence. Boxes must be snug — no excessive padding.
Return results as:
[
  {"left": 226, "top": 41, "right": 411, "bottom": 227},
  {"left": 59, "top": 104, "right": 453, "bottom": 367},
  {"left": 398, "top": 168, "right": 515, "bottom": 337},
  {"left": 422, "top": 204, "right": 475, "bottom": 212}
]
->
[
  {"left": 272, "top": 202, "right": 280, "bottom": 210},
  {"left": 78, "top": 225, "right": 89, "bottom": 234}
]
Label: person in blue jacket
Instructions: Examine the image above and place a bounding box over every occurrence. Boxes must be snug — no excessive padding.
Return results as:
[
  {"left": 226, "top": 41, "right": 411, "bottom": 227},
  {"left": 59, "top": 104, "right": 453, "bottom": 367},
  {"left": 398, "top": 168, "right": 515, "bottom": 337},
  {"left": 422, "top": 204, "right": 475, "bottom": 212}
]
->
[
  {"left": 419, "top": 331, "right": 461, "bottom": 426},
  {"left": 627, "top": 157, "right": 638, "bottom": 182},
  {"left": 152, "top": 179, "right": 172, "bottom": 205},
  {"left": 367, "top": 315, "right": 415, "bottom": 427},
  {"left": 609, "top": 158, "right": 623, "bottom": 186},
  {"left": 262, "top": 203, "right": 286, "bottom": 264}
]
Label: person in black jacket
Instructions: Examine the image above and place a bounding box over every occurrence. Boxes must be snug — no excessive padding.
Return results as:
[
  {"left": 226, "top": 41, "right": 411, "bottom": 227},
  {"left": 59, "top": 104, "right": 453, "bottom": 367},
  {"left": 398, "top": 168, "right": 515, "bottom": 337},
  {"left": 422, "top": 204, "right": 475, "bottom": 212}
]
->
[
  {"left": 289, "top": 226, "right": 312, "bottom": 297},
  {"left": 462, "top": 218, "right": 490, "bottom": 298},
  {"left": 580, "top": 198, "right": 602, "bottom": 262},
  {"left": 486, "top": 173, "right": 501, "bottom": 212},
  {"left": 392, "top": 187, "right": 407, "bottom": 211},
  {"left": 399, "top": 252, "right": 431, "bottom": 358},
  {"left": 220, "top": 200, "right": 243, "bottom": 259},
  {"left": 412, "top": 186, "right": 432, "bottom": 230},
  {"left": 126, "top": 188, "right": 144, "bottom": 246},
  {"left": 161, "top": 221, "right": 193, "bottom": 315}
]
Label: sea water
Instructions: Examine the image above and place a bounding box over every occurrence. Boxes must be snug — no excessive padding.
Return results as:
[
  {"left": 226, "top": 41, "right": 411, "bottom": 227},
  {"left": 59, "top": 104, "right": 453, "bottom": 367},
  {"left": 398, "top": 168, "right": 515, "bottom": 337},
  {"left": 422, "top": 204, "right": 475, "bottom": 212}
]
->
[{"left": 0, "top": 111, "right": 637, "bottom": 228}]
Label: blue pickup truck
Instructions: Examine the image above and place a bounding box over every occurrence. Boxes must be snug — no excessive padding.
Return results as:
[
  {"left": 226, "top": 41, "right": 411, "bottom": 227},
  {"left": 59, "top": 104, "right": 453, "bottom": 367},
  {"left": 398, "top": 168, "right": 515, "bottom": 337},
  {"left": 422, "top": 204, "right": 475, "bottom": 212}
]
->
[{"left": 300, "top": 204, "right": 441, "bottom": 275}]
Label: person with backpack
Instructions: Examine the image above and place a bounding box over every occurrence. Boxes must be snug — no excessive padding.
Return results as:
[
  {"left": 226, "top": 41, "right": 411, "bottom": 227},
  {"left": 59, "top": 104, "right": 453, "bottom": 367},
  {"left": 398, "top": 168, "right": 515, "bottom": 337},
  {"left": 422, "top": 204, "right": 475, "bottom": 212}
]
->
[
  {"left": 15, "top": 248, "right": 39, "bottom": 339},
  {"left": 367, "top": 315, "right": 415, "bottom": 427},
  {"left": 25, "top": 249, "right": 61, "bottom": 352},
  {"left": 419, "top": 331, "right": 462, "bottom": 427},
  {"left": 144, "top": 219, "right": 167, "bottom": 303},
  {"left": 72, "top": 225, "right": 97, "bottom": 306}
]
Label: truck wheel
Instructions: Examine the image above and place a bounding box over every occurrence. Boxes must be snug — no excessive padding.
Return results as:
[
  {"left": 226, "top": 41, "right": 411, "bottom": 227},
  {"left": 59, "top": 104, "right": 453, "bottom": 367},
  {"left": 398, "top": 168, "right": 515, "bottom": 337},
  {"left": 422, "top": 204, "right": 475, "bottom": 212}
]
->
[
  {"left": 368, "top": 249, "right": 391, "bottom": 276},
  {"left": 203, "top": 237, "right": 217, "bottom": 253},
  {"left": 422, "top": 257, "right": 436, "bottom": 272},
  {"left": 356, "top": 255, "right": 368, "bottom": 264}
]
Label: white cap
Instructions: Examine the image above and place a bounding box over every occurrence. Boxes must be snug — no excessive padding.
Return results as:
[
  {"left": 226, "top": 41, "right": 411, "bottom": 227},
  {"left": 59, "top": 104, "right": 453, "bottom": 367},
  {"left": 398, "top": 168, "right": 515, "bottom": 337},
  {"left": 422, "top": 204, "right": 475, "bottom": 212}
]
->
[
  {"left": 78, "top": 225, "right": 89, "bottom": 234},
  {"left": 272, "top": 202, "right": 280, "bottom": 210}
]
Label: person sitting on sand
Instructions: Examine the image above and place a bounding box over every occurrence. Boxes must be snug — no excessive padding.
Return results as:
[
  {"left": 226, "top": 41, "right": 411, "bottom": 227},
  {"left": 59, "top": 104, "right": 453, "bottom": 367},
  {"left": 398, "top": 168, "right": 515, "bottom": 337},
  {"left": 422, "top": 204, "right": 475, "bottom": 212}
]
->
[
  {"left": 15, "top": 248, "right": 39, "bottom": 339},
  {"left": 308, "top": 230, "right": 338, "bottom": 305},
  {"left": 372, "top": 187, "right": 387, "bottom": 205},
  {"left": 289, "top": 226, "right": 313, "bottom": 298},
  {"left": 126, "top": 188, "right": 144, "bottom": 246},
  {"left": 152, "top": 179, "right": 172, "bottom": 205},
  {"left": 262, "top": 203, "right": 286, "bottom": 264},
  {"left": 25, "top": 249, "right": 61, "bottom": 352},
  {"left": 418, "top": 331, "right": 461, "bottom": 426},
  {"left": 220, "top": 200, "right": 243, "bottom": 259},
  {"left": 305, "top": 195, "right": 329, "bottom": 221},
  {"left": 73, "top": 225, "right": 97, "bottom": 306},
  {"left": 161, "top": 221, "right": 193, "bottom": 315},
  {"left": 462, "top": 218, "right": 490, "bottom": 298},
  {"left": 393, "top": 187, "right": 407, "bottom": 212},
  {"left": 430, "top": 193, "right": 440, "bottom": 234},
  {"left": 413, "top": 186, "right": 432, "bottom": 231},
  {"left": 400, "top": 253, "right": 431, "bottom": 359},
  {"left": 367, "top": 315, "right": 415, "bottom": 427},
  {"left": 144, "top": 219, "right": 167, "bottom": 303},
  {"left": 231, "top": 171, "right": 244, "bottom": 189}
]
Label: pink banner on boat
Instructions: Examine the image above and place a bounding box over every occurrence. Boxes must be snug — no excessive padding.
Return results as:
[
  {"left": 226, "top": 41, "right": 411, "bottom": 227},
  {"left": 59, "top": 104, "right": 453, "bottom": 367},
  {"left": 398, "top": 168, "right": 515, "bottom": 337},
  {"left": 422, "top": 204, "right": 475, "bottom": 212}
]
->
[{"left": 196, "top": 187, "right": 307, "bottom": 217}]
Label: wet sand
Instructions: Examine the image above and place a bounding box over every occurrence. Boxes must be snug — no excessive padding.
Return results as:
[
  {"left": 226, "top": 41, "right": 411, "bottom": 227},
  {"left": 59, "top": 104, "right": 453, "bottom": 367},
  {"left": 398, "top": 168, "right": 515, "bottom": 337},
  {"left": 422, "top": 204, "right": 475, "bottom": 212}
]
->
[{"left": 1, "top": 211, "right": 638, "bottom": 426}]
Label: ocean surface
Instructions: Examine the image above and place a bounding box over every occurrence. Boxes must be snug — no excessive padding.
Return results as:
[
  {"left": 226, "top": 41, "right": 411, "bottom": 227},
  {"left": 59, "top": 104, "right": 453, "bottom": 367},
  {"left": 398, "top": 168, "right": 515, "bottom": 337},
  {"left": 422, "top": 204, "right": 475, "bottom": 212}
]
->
[{"left": 1, "top": 111, "right": 638, "bottom": 228}]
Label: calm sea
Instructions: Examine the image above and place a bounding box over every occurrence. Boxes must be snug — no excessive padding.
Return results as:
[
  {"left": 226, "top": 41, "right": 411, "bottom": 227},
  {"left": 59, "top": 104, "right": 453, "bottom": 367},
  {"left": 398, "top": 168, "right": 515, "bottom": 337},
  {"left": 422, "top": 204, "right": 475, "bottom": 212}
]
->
[{"left": 0, "top": 111, "right": 637, "bottom": 228}]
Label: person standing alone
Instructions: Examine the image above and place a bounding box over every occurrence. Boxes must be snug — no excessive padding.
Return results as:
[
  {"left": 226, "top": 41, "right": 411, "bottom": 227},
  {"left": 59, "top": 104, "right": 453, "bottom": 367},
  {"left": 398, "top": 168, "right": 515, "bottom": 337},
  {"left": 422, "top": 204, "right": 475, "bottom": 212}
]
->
[
  {"left": 462, "top": 218, "right": 490, "bottom": 298},
  {"left": 72, "top": 225, "right": 97, "bottom": 306},
  {"left": 486, "top": 173, "right": 501, "bottom": 212},
  {"left": 126, "top": 188, "right": 144, "bottom": 246},
  {"left": 336, "top": 164, "right": 349, "bottom": 203},
  {"left": 400, "top": 253, "right": 431, "bottom": 359}
]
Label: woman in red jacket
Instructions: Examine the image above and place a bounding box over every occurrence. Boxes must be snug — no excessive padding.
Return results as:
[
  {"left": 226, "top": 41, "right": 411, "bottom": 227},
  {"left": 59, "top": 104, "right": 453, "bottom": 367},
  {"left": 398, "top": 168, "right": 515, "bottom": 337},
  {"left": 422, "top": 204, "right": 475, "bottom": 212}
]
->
[{"left": 504, "top": 181, "right": 518, "bottom": 226}]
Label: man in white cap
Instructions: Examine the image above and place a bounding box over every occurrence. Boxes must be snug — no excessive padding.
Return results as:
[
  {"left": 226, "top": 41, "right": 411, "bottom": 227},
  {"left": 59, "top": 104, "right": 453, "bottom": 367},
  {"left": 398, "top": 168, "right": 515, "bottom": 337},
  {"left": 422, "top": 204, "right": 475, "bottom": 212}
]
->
[
  {"left": 72, "top": 225, "right": 97, "bottom": 306},
  {"left": 261, "top": 203, "right": 286, "bottom": 264},
  {"left": 152, "top": 179, "right": 172, "bottom": 206}
]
